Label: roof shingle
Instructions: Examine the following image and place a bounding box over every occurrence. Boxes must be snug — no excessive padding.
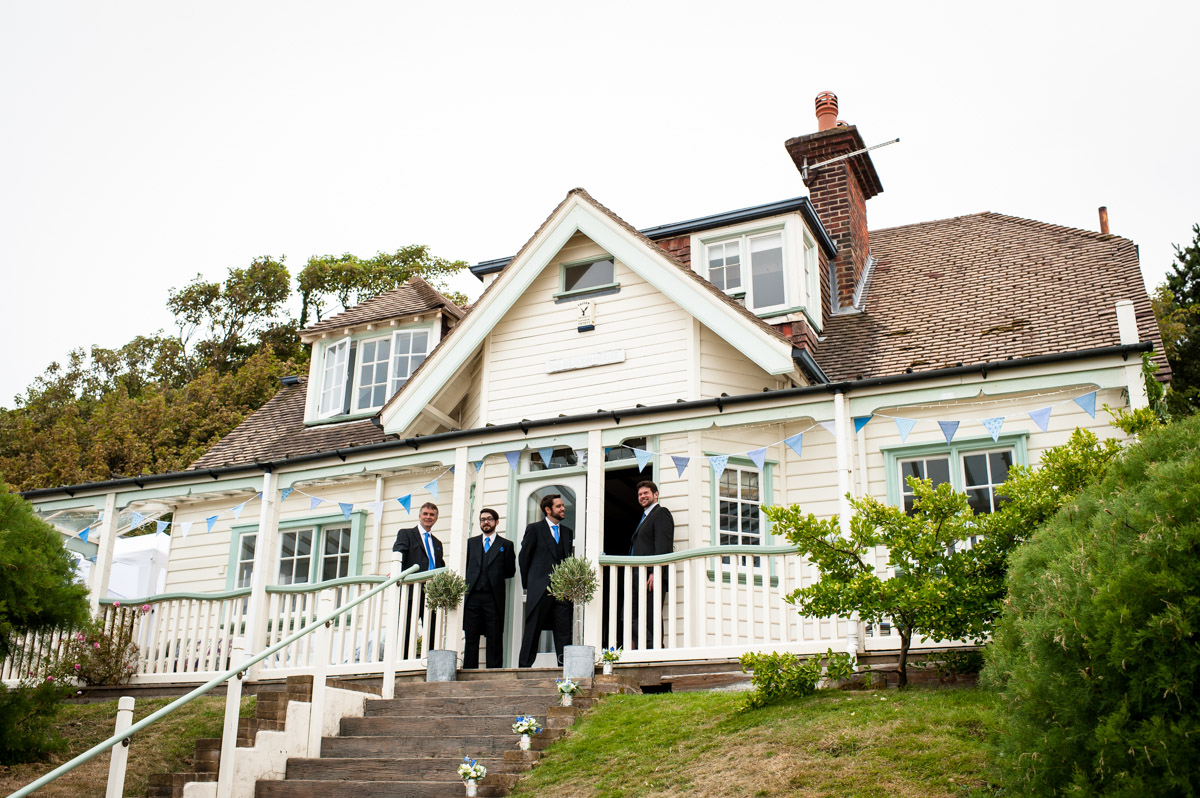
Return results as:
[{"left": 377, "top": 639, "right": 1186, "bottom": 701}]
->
[{"left": 300, "top": 276, "right": 464, "bottom": 339}]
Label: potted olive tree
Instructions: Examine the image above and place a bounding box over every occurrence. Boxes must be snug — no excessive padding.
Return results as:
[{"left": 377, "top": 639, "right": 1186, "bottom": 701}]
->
[
  {"left": 424, "top": 569, "right": 468, "bottom": 682},
  {"left": 548, "top": 556, "right": 599, "bottom": 680}
]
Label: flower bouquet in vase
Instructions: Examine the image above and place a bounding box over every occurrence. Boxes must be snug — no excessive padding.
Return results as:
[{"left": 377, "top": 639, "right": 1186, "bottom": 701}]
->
[
  {"left": 599, "top": 645, "right": 622, "bottom": 675},
  {"left": 556, "top": 676, "right": 581, "bottom": 706},
  {"left": 511, "top": 714, "right": 542, "bottom": 751},
  {"left": 457, "top": 757, "right": 487, "bottom": 796}
]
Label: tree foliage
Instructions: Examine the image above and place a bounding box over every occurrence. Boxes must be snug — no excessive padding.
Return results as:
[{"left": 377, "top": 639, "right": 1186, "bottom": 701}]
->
[
  {"left": 985, "top": 414, "right": 1200, "bottom": 796},
  {"left": 297, "top": 246, "right": 468, "bottom": 326},
  {"left": 1154, "top": 223, "right": 1200, "bottom": 416}
]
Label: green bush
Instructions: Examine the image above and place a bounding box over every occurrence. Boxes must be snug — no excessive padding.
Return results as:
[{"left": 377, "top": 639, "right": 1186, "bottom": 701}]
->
[
  {"left": 52, "top": 606, "right": 143, "bottom": 686},
  {"left": 0, "top": 678, "right": 71, "bottom": 764},
  {"left": 985, "top": 415, "right": 1200, "bottom": 796},
  {"left": 738, "top": 648, "right": 854, "bottom": 711}
]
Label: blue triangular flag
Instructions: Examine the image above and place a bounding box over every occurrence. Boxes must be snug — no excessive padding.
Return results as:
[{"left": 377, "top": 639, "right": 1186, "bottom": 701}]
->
[
  {"left": 1029, "top": 407, "right": 1052, "bottom": 433},
  {"left": 747, "top": 447, "right": 767, "bottom": 470},
  {"left": 895, "top": 417, "right": 917, "bottom": 443},
  {"left": 853, "top": 415, "right": 873, "bottom": 434},
  {"left": 504, "top": 451, "right": 521, "bottom": 471},
  {"left": 309, "top": 497, "right": 324, "bottom": 511},
  {"left": 473, "top": 460, "right": 484, "bottom": 473},
  {"left": 672, "top": 455, "right": 690, "bottom": 477},
  {"left": 339, "top": 502, "right": 354, "bottom": 520},
  {"left": 449, "top": 465, "right": 455, "bottom": 475},
  {"left": 205, "top": 515, "right": 218, "bottom": 533},
  {"left": 818, "top": 420, "right": 838, "bottom": 437},
  {"left": 231, "top": 501, "right": 247, "bottom": 520},
  {"left": 79, "top": 527, "right": 90, "bottom": 544},
  {"left": 633, "top": 448, "right": 653, "bottom": 472},
  {"left": 709, "top": 454, "right": 730, "bottom": 480},
  {"left": 1073, "top": 391, "right": 1097, "bottom": 418},
  {"left": 982, "top": 417, "right": 1005, "bottom": 442},
  {"left": 424, "top": 478, "right": 439, "bottom": 500},
  {"left": 938, "top": 420, "right": 960, "bottom": 444},
  {"left": 281, "top": 487, "right": 294, "bottom": 501},
  {"left": 398, "top": 494, "right": 412, "bottom": 512},
  {"left": 784, "top": 433, "right": 803, "bottom": 458},
  {"left": 255, "top": 492, "right": 262, "bottom": 500},
  {"left": 131, "top": 511, "right": 146, "bottom": 528},
  {"left": 538, "top": 447, "right": 555, "bottom": 468},
  {"left": 155, "top": 520, "right": 169, "bottom": 536}
]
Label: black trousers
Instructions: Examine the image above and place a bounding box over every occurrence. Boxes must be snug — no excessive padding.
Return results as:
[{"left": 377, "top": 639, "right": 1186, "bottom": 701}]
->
[
  {"left": 518, "top": 596, "right": 571, "bottom": 668},
  {"left": 631, "top": 566, "right": 668, "bottom": 649},
  {"left": 401, "top": 588, "right": 436, "bottom": 659},
  {"left": 462, "top": 591, "right": 504, "bottom": 669}
]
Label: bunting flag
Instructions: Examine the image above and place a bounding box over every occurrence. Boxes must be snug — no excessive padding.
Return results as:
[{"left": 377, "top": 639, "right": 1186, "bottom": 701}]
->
[
  {"left": 205, "top": 515, "right": 218, "bottom": 533},
  {"left": 1073, "top": 391, "right": 1097, "bottom": 418},
  {"left": 633, "top": 448, "right": 654, "bottom": 472},
  {"left": 504, "top": 451, "right": 521, "bottom": 471},
  {"left": 895, "top": 417, "right": 917, "bottom": 443},
  {"left": 671, "top": 455, "right": 690, "bottom": 477},
  {"left": 938, "top": 420, "right": 960, "bottom": 444},
  {"left": 709, "top": 454, "right": 730, "bottom": 481},
  {"left": 309, "top": 497, "right": 324, "bottom": 511},
  {"left": 131, "top": 511, "right": 146, "bottom": 529},
  {"left": 281, "top": 487, "right": 294, "bottom": 501},
  {"left": 1029, "top": 407, "right": 1052, "bottom": 433},
  {"left": 366, "top": 501, "right": 385, "bottom": 516},
  {"left": 79, "top": 527, "right": 90, "bottom": 544},
  {"left": 179, "top": 521, "right": 193, "bottom": 539},
  {"left": 747, "top": 447, "right": 767, "bottom": 471},
  {"left": 538, "top": 447, "right": 555, "bottom": 468},
  {"left": 853, "top": 415, "right": 873, "bottom": 434},
  {"left": 424, "top": 478, "right": 439, "bottom": 499},
  {"left": 784, "top": 433, "right": 803, "bottom": 459},
  {"left": 982, "top": 417, "right": 1005, "bottom": 442},
  {"left": 473, "top": 460, "right": 484, "bottom": 473},
  {"left": 231, "top": 501, "right": 247, "bottom": 520},
  {"left": 339, "top": 502, "right": 354, "bottom": 520},
  {"left": 818, "top": 420, "right": 838, "bottom": 438},
  {"left": 397, "top": 494, "right": 412, "bottom": 512},
  {"left": 255, "top": 492, "right": 263, "bottom": 500},
  {"left": 448, "top": 465, "right": 455, "bottom": 475},
  {"left": 155, "top": 520, "right": 169, "bottom": 536}
]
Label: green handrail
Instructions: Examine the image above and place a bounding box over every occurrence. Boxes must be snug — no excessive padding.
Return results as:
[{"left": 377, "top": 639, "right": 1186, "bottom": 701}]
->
[
  {"left": 599, "top": 543, "right": 800, "bottom": 566},
  {"left": 96, "top": 568, "right": 443, "bottom": 605},
  {"left": 6, "top": 563, "right": 421, "bottom": 798}
]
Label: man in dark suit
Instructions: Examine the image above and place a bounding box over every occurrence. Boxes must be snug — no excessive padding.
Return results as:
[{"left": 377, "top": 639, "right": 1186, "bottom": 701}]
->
[
  {"left": 392, "top": 502, "right": 444, "bottom": 657},
  {"left": 518, "top": 494, "right": 573, "bottom": 668},
  {"left": 462, "top": 507, "right": 516, "bottom": 669},
  {"left": 630, "top": 480, "right": 674, "bottom": 649}
]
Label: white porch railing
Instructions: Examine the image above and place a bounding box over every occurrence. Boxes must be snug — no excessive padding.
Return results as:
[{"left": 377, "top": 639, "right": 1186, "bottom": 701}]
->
[{"left": 598, "top": 544, "right": 855, "bottom": 661}]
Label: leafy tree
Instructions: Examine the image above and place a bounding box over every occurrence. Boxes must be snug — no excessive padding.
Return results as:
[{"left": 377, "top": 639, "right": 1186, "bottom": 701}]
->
[
  {"left": 985, "top": 414, "right": 1200, "bottom": 796},
  {"left": 765, "top": 480, "right": 996, "bottom": 686},
  {"left": 297, "top": 247, "right": 468, "bottom": 326},
  {"left": 1155, "top": 223, "right": 1200, "bottom": 415}
]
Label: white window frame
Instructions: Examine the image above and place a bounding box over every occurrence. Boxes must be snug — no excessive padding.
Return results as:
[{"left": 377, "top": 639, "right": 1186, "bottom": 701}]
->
[
  {"left": 388, "top": 327, "right": 432, "bottom": 396},
  {"left": 309, "top": 322, "right": 438, "bottom": 421},
  {"left": 714, "top": 463, "right": 767, "bottom": 570},
  {"left": 229, "top": 513, "right": 363, "bottom": 590},
  {"left": 351, "top": 335, "right": 393, "bottom": 413},
  {"left": 316, "top": 336, "right": 351, "bottom": 418}
]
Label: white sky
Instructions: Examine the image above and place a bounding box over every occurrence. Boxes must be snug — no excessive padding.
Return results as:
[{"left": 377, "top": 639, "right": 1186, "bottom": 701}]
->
[{"left": 2, "top": 1, "right": 1198, "bottom": 408}]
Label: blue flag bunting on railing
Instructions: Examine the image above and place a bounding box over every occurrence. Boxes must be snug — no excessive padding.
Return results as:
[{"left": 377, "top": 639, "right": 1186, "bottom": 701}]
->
[
  {"left": 671, "top": 455, "right": 690, "bottom": 477},
  {"left": 895, "top": 417, "right": 917, "bottom": 443},
  {"left": 938, "top": 420, "right": 960, "bottom": 444},
  {"left": 853, "top": 415, "right": 873, "bottom": 434},
  {"left": 784, "top": 433, "right": 803, "bottom": 458},
  {"left": 398, "top": 494, "right": 412, "bottom": 512},
  {"left": 709, "top": 454, "right": 730, "bottom": 480},
  {"left": 982, "top": 417, "right": 1005, "bottom": 442},
  {"left": 1073, "top": 391, "right": 1097, "bottom": 418},
  {"left": 747, "top": 447, "right": 767, "bottom": 470},
  {"left": 339, "top": 502, "right": 354, "bottom": 520},
  {"left": 1029, "top": 407, "right": 1052, "bottom": 433},
  {"left": 424, "top": 478, "right": 439, "bottom": 500},
  {"left": 505, "top": 451, "right": 521, "bottom": 471},
  {"left": 205, "top": 515, "right": 218, "bottom": 533},
  {"left": 633, "top": 448, "right": 654, "bottom": 472}
]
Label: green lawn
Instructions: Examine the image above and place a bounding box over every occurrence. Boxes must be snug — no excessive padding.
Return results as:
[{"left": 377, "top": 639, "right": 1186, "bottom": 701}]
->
[
  {"left": 511, "top": 687, "right": 1000, "bottom": 798},
  {"left": 0, "top": 694, "right": 255, "bottom": 798}
]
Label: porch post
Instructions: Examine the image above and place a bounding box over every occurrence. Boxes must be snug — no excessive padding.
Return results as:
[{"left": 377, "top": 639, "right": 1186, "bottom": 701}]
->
[
  {"left": 1115, "top": 300, "right": 1148, "bottom": 409},
  {"left": 445, "top": 446, "right": 471, "bottom": 657},
  {"left": 582, "top": 429, "right": 605, "bottom": 649},
  {"left": 244, "top": 471, "right": 280, "bottom": 670},
  {"left": 832, "top": 391, "right": 853, "bottom": 535},
  {"left": 89, "top": 491, "right": 119, "bottom": 616}
]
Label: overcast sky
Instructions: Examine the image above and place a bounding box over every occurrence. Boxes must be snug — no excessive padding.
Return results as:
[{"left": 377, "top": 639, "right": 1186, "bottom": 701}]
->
[{"left": 2, "top": 1, "right": 1197, "bottom": 407}]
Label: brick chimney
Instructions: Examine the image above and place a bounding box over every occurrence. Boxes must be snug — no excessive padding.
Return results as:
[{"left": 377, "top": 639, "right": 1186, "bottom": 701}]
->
[{"left": 784, "top": 92, "right": 884, "bottom": 312}]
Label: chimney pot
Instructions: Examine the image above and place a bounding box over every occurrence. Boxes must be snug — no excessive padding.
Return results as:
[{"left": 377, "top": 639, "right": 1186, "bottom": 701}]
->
[
  {"left": 1098, "top": 206, "right": 1110, "bottom": 235},
  {"left": 815, "top": 91, "right": 839, "bottom": 132}
]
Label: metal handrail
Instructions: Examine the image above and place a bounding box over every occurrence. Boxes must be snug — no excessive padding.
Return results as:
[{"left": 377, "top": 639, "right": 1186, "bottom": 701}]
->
[{"left": 6, "top": 563, "right": 421, "bottom": 798}]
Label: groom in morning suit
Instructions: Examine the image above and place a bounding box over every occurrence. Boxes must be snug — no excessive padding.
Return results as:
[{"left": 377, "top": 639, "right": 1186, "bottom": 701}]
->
[
  {"left": 630, "top": 480, "right": 674, "bottom": 649},
  {"left": 392, "top": 501, "right": 445, "bottom": 658},
  {"left": 462, "top": 507, "right": 516, "bottom": 669},
  {"left": 518, "top": 494, "right": 573, "bottom": 668}
]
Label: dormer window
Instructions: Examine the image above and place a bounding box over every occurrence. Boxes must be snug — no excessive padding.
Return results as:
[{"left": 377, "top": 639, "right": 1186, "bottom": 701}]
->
[
  {"left": 317, "top": 337, "right": 350, "bottom": 417},
  {"left": 312, "top": 323, "right": 436, "bottom": 420}
]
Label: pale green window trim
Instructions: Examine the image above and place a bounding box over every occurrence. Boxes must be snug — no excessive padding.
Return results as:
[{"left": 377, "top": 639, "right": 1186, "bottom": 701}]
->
[
  {"left": 553, "top": 256, "right": 619, "bottom": 300},
  {"left": 706, "top": 454, "right": 778, "bottom": 586},
  {"left": 227, "top": 511, "right": 367, "bottom": 590},
  {"left": 881, "top": 433, "right": 1029, "bottom": 509}
]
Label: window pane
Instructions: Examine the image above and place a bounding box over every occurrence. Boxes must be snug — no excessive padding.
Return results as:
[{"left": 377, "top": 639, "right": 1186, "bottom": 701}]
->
[
  {"left": 966, "top": 488, "right": 992, "bottom": 514},
  {"left": 749, "top": 233, "right": 785, "bottom": 309},
  {"left": 563, "top": 259, "right": 614, "bottom": 292},
  {"left": 719, "top": 471, "right": 737, "bottom": 499},
  {"left": 900, "top": 460, "right": 924, "bottom": 484},
  {"left": 962, "top": 454, "right": 988, "bottom": 488},
  {"left": 411, "top": 331, "right": 429, "bottom": 353},
  {"left": 989, "top": 451, "right": 1013, "bottom": 484},
  {"left": 926, "top": 458, "right": 951, "bottom": 487},
  {"left": 707, "top": 242, "right": 741, "bottom": 292}
]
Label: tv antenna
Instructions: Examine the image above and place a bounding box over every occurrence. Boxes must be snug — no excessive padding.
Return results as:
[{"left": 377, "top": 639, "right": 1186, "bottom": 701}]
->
[{"left": 801, "top": 137, "right": 900, "bottom": 183}]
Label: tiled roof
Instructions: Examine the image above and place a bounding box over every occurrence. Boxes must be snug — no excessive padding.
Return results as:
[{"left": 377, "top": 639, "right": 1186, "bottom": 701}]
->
[
  {"left": 188, "top": 378, "right": 393, "bottom": 470},
  {"left": 818, "top": 212, "right": 1166, "bottom": 382},
  {"left": 301, "top": 277, "right": 464, "bottom": 339}
]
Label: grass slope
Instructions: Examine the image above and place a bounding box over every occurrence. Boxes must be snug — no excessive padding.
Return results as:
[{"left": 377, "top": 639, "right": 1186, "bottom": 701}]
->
[
  {"left": 512, "top": 688, "right": 999, "bottom": 798},
  {"left": 0, "top": 695, "right": 254, "bottom": 798}
]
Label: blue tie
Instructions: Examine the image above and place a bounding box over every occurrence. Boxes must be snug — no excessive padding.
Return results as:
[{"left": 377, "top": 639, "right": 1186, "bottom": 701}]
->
[
  {"left": 484, "top": 536, "right": 491, "bottom": 553},
  {"left": 552, "top": 524, "right": 560, "bottom": 544},
  {"left": 424, "top": 532, "right": 435, "bottom": 566}
]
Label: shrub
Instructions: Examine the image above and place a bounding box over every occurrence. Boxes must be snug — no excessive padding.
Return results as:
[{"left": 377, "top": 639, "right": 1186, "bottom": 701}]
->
[
  {"left": 738, "top": 648, "right": 854, "bottom": 711},
  {"left": 548, "top": 556, "right": 599, "bottom": 645},
  {"left": 52, "top": 605, "right": 143, "bottom": 686},
  {"left": 423, "top": 570, "right": 467, "bottom": 650},
  {"left": 985, "top": 415, "right": 1200, "bottom": 796},
  {"left": 0, "top": 677, "right": 71, "bottom": 765}
]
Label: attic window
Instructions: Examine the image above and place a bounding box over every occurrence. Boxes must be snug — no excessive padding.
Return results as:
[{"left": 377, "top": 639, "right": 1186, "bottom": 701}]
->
[
  {"left": 313, "top": 323, "right": 436, "bottom": 421},
  {"left": 556, "top": 258, "right": 619, "bottom": 300}
]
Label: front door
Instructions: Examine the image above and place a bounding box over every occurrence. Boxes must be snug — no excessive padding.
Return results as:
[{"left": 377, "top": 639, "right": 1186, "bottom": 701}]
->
[{"left": 510, "top": 475, "right": 587, "bottom": 667}]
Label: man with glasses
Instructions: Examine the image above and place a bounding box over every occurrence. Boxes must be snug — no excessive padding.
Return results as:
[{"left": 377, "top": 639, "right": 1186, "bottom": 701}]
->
[{"left": 462, "top": 508, "right": 516, "bottom": 669}]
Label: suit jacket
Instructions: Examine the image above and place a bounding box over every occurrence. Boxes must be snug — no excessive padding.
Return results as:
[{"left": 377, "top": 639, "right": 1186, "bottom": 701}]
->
[
  {"left": 464, "top": 533, "right": 516, "bottom": 608},
  {"left": 518, "top": 518, "right": 573, "bottom": 619},
  {"left": 392, "top": 526, "right": 445, "bottom": 573},
  {"left": 630, "top": 504, "right": 674, "bottom": 557}
]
